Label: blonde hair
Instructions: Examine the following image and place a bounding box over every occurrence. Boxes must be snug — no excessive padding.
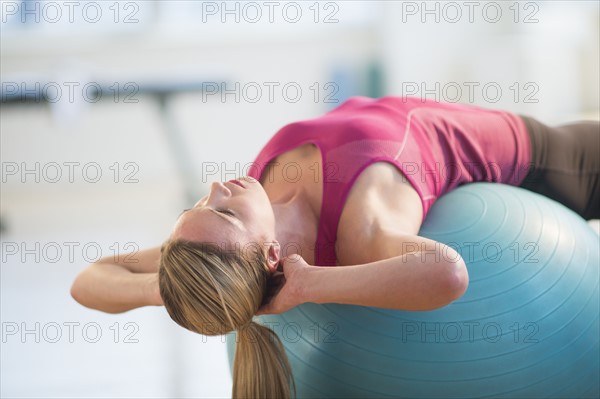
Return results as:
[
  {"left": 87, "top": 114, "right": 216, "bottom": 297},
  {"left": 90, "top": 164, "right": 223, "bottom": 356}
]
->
[{"left": 158, "top": 239, "right": 295, "bottom": 398}]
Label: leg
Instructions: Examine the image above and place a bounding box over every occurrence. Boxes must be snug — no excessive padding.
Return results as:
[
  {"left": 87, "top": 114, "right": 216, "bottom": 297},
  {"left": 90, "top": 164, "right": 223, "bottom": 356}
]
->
[{"left": 519, "top": 115, "right": 600, "bottom": 220}]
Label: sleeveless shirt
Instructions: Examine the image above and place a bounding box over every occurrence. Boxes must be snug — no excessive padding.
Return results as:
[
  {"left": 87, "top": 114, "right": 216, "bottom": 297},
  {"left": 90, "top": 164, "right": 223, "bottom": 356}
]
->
[{"left": 247, "top": 96, "right": 530, "bottom": 266}]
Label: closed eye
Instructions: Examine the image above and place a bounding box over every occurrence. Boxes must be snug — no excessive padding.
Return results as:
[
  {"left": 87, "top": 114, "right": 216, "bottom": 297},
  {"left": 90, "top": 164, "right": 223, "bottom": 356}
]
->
[{"left": 218, "top": 209, "right": 235, "bottom": 217}]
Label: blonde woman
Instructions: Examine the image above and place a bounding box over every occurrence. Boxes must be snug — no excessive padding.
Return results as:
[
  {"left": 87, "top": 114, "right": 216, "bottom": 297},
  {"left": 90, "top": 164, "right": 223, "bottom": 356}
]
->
[{"left": 71, "top": 96, "right": 599, "bottom": 398}]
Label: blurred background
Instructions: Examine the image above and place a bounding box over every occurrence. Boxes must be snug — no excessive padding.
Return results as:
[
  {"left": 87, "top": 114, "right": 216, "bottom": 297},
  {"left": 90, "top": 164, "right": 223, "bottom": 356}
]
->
[{"left": 1, "top": 1, "right": 599, "bottom": 397}]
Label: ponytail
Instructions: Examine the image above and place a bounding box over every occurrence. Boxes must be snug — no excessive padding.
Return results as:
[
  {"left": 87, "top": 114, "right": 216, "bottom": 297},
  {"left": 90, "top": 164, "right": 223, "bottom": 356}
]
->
[{"left": 233, "top": 321, "right": 296, "bottom": 398}]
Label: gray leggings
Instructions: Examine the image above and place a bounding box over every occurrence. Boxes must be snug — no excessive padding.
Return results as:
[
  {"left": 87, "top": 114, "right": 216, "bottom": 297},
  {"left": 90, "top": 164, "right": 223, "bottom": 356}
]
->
[{"left": 518, "top": 115, "right": 600, "bottom": 220}]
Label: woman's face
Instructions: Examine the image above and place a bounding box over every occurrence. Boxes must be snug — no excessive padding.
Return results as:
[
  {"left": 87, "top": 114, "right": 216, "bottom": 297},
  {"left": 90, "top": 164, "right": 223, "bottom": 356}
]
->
[{"left": 170, "top": 176, "right": 276, "bottom": 252}]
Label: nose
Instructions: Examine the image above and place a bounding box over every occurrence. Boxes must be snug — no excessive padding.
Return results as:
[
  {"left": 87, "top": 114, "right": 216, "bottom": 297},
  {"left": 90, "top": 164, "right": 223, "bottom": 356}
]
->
[
  {"left": 203, "top": 181, "right": 231, "bottom": 204},
  {"left": 211, "top": 181, "right": 231, "bottom": 196}
]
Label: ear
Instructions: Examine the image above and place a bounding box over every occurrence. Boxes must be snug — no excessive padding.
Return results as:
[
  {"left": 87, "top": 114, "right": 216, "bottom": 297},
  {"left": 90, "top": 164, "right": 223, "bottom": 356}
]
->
[{"left": 266, "top": 241, "right": 281, "bottom": 274}]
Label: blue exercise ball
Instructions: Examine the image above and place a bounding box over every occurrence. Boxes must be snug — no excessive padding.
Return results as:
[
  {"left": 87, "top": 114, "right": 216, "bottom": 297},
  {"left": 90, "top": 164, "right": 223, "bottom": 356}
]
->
[{"left": 227, "top": 183, "right": 599, "bottom": 398}]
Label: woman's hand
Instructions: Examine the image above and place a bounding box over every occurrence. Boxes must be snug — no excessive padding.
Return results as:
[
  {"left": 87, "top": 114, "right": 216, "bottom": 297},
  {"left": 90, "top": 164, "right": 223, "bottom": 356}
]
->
[{"left": 256, "top": 254, "right": 313, "bottom": 315}]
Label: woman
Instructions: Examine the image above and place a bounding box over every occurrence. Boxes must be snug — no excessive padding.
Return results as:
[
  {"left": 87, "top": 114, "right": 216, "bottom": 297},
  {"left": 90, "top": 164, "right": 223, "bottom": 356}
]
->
[{"left": 71, "top": 96, "right": 599, "bottom": 398}]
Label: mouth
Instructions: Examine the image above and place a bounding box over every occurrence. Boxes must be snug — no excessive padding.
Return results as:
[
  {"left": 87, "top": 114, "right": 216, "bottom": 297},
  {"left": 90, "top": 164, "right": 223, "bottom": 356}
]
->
[{"left": 228, "top": 179, "right": 245, "bottom": 188}]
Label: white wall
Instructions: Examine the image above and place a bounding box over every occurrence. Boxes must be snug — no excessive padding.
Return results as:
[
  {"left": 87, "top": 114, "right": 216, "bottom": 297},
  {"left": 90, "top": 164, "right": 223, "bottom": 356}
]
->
[{"left": 379, "top": 0, "right": 600, "bottom": 122}]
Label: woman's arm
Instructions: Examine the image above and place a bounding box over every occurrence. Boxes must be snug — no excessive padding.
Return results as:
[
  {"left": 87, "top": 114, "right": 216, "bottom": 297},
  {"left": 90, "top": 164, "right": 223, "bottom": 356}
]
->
[
  {"left": 304, "top": 232, "right": 468, "bottom": 311},
  {"left": 70, "top": 246, "right": 163, "bottom": 314},
  {"left": 258, "top": 234, "right": 468, "bottom": 315},
  {"left": 302, "top": 245, "right": 468, "bottom": 311}
]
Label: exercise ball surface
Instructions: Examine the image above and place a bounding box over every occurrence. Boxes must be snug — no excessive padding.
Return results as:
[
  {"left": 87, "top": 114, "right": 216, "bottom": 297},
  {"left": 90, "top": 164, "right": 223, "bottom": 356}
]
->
[{"left": 227, "top": 183, "right": 599, "bottom": 398}]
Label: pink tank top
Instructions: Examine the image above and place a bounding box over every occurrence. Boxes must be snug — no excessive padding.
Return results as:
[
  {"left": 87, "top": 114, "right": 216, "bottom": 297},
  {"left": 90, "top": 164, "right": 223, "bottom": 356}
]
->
[{"left": 248, "top": 96, "right": 531, "bottom": 266}]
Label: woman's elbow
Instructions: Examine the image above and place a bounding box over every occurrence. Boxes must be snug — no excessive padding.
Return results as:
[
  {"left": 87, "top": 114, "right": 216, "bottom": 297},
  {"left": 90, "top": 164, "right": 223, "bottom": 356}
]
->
[
  {"left": 70, "top": 270, "right": 101, "bottom": 311},
  {"left": 70, "top": 273, "right": 88, "bottom": 307},
  {"left": 442, "top": 254, "right": 469, "bottom": 303}
]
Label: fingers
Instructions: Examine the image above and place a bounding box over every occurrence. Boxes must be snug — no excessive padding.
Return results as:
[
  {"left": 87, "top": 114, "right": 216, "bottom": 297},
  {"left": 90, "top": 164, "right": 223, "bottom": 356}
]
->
[
  {"left": 266, "top": 272, "right": 284, "bottom": 294},
  {"left": 257, "top": 256, "right": 306, "bottom": 316},
  {"left": 259, "top": 279, "right": 282, "bottom": 316}
]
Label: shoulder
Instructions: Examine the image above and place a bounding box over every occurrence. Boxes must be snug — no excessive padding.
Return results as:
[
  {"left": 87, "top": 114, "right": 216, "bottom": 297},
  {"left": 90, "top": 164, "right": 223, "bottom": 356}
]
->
[{"left": 336, "top": 162, "right": 423, "bottom": 266}]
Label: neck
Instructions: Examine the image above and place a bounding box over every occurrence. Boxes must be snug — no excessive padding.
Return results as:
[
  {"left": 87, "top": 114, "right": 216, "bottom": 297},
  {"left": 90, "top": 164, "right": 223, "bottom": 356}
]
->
[{"left": 271, "top": 188, "right": 317, "bottom": 262}]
